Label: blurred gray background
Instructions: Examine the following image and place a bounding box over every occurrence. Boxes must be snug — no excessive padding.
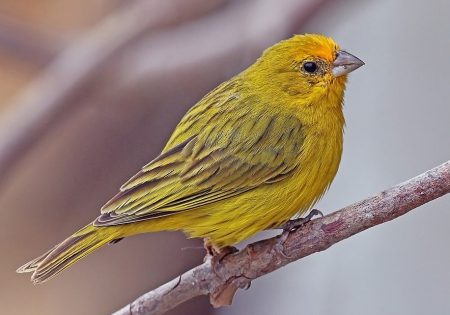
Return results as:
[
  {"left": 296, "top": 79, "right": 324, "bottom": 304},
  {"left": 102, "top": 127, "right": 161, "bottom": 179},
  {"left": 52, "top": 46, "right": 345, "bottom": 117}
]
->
[{"left": 0, "top": 0, "right": 449, "bottom": 314}]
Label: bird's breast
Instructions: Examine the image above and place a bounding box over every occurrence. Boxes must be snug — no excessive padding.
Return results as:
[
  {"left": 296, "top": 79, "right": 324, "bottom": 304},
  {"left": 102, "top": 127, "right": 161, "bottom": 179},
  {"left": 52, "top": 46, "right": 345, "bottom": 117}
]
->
[{"left": 287, "top": 114, "right": 344, "bottom": 213}]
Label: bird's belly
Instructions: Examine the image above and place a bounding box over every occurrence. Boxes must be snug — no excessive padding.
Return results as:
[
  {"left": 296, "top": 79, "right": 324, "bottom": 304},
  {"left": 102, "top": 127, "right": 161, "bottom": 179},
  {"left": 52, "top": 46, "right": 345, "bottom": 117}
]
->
[
  {"left": 176, "top": 185, "right": 298, "bottom": 247},
  {"left": 178, "top": 165, "right": 337, "bottom": 247}
]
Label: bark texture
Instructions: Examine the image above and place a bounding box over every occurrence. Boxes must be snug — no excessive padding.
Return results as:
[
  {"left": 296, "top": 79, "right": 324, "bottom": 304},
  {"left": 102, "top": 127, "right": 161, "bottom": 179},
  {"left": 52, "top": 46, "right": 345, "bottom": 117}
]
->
[{"left": 113, "top": 160, "right": 450, "bottom": 315}]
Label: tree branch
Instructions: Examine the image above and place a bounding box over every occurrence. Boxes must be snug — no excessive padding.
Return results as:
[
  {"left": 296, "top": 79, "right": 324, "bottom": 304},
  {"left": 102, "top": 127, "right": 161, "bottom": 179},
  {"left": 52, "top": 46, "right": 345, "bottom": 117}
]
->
[{"left": 113, "top": 160, "right": 450, "bottom": 315}]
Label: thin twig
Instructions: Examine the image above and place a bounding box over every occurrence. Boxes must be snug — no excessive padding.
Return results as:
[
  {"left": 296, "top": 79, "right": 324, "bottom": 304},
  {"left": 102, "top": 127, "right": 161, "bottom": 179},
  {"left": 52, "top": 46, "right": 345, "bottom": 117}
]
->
[{"left": 113, "top": 160, "right": 450, "bottom": 315}]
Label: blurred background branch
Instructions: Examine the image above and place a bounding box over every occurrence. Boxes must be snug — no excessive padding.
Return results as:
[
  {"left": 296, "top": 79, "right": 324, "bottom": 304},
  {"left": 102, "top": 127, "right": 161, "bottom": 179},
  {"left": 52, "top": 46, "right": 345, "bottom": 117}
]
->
[
  {"left": 0, "top": 0, "right": 229, "bottom": 185},
  {"left": 113, "top": 160, "right": 450, "bottom": 315},
  {"left": 0, "top": 16, "right": 60, "bottom": 65}
]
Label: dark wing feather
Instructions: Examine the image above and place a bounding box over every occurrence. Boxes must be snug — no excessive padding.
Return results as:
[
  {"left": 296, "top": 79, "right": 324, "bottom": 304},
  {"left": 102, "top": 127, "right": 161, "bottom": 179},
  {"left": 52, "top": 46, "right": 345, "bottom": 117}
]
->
[{"left": 95, "top": 90, "right": 304, "bottom": 227}]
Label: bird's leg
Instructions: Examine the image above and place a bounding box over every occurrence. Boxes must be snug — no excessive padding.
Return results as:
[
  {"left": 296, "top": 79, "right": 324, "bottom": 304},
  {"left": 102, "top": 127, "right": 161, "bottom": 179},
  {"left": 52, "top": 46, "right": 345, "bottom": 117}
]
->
[
  {"left": 204, "top": 240, "right": 250, "bottom": 307},
  {"left": 279, "top": 209, "right": 324, "bottom": 232},
  {"left": 204, "top": 238, "right": 252, "bottom": 306},
  {"left": 203, "top": 238, "right": 238, "bottom": 263}
]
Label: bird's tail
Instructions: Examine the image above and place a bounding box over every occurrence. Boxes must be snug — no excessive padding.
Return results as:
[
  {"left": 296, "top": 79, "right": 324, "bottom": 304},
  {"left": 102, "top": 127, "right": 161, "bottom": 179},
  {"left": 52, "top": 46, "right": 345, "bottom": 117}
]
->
[{"left": 17, "top": 223, "right": 119, "bottom": 283}]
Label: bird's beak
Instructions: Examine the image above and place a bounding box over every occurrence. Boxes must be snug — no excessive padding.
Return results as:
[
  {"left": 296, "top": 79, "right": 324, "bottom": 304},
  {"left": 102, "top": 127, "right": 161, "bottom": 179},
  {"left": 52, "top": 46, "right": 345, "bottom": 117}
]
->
[{"left": 332, "top": 50, "right": 365, "bottom": 77}]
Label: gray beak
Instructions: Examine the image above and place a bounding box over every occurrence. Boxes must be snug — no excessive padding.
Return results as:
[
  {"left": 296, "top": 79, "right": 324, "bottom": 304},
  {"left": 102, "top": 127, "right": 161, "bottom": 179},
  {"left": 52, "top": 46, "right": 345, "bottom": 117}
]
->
[{"left": 332, "top": 50, "right": 365, "bottom": 77}]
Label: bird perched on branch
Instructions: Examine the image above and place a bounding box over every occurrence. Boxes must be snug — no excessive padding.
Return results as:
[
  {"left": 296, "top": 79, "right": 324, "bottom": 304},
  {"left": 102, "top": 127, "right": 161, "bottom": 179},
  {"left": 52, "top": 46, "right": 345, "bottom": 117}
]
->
[{"left": 18, "top": 34, "right": 364, "bottom": 283}]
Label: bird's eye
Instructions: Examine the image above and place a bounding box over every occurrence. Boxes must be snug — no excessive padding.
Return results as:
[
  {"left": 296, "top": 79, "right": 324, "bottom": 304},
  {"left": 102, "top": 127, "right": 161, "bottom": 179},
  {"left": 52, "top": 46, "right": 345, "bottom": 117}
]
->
[{"left": 303, "top": 62, "right": 317, "bottom": 73}]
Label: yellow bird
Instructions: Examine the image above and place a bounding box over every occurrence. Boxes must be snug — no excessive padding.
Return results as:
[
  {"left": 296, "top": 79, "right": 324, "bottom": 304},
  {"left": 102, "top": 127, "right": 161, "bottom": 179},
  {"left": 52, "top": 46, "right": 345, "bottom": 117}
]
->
[{"left": 18, "top": 34, "right": 364, "bottom": 283}]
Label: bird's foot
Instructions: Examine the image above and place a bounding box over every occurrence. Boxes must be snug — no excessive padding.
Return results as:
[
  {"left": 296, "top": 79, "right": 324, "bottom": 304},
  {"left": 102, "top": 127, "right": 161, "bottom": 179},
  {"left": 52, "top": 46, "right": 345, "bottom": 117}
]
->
[
  {"left": 275, "top": 209, "right": 324, "bottom": 249},
  {"left": 280, "top": 209, "right": 324, "bottom": 232},
  {"left": 204, "top": 239, "right": 250, "bottom": 307},
  {"left": 203, "top": 239, "right": 238, "bottom": 264},
  {"left": 204, "top": 239, "right": 239, "bottom": 288}
]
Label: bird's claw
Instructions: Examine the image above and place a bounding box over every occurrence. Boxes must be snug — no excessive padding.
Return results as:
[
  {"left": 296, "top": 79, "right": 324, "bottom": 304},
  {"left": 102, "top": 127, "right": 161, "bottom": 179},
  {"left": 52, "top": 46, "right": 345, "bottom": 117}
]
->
[
  {"left": 241, "top": 281, "right": 251, "bottom": 290},
  {"left": 280, "top": 209, "right": 324, "bottom": 232},
  {"left": 204, "top": 239, "right": 238, "bottom": 264}
]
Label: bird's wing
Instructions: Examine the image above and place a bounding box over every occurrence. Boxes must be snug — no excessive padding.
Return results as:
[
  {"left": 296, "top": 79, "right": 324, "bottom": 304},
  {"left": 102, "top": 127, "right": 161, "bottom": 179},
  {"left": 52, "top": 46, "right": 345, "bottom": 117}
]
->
[{"left": 95, "top": 97, "right": 303, "bottom": 226}]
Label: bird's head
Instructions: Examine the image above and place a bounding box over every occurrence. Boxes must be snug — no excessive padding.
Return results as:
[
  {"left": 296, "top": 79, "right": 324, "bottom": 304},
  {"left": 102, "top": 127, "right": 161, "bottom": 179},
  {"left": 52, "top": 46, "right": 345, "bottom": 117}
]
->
[{"left": 246, "top": 34, "right": 364, "bottom": 105}]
